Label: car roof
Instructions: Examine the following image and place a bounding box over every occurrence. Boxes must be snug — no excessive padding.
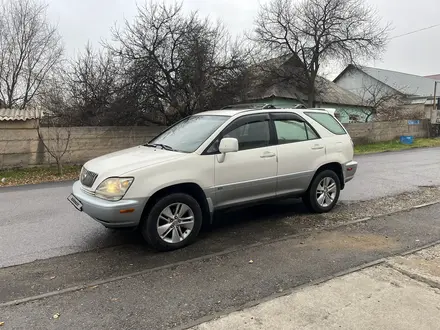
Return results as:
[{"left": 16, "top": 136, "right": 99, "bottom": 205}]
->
[
  {"left": 195, "top": 108, "right": 332, "bottom": 117},
  {"left": 195, "top": 109, "right": 245, "bottom": 116}
]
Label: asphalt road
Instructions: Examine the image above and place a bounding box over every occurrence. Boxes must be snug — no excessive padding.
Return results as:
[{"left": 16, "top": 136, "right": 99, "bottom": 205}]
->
[
  {"left": 341, "top": 147, "right": 440, "bottom": 201},
  {"left": 2, "top": 204, "right": 440, "bottom": 330},
  {"left": 1, "top": 147, "right": 440, "bottom": 268}
]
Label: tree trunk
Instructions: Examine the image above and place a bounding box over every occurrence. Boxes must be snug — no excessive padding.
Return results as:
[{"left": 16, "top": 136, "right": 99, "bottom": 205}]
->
[
  {"left": 307, "top": 89, "right": 316, "bottom": 108},
  {"left": 56, "top": 160, "right": 63, "bottom": 176},
  {"left": 365, "top": 110, "right": 375, "bottom": 122}
]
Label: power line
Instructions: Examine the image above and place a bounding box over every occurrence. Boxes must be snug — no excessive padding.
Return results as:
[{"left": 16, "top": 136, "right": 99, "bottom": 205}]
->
[{"left": 390, "top": 23, "right": 440, "bottom": 40}]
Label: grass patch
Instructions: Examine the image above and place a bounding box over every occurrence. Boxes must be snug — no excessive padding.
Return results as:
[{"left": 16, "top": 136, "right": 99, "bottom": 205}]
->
[
  {"left": 0, "top": 165, "right": 81, "bottom": 187},
  {"left": 355, "top": 138, "right": 440, "bottom": 155}
]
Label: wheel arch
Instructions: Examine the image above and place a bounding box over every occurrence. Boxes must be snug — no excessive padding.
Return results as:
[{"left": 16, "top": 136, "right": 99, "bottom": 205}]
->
[
  {"left": 311, "top": 162, "right": 345, "bottom": 190},
  {"left": 140, "top": 182, "right": 212, "bottom": 226}
]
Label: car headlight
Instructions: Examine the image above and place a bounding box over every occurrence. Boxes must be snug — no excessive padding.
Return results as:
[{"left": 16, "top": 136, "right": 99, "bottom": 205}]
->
[{"left": 95, "top": 177, "right": 134, "bottom": 201}]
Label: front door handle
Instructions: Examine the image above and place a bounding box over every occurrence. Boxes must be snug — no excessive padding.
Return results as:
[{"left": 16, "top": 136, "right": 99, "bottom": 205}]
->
[
  {"left": 311, "top": 144, "right": 324, "bottom": 150},
  {"left": 260, "top": 152, "right": 276, "bottom": 158}
]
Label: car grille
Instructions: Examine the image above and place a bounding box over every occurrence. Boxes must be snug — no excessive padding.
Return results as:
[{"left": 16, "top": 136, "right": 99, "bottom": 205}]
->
[{"left": 80, "top": 167, "right": 98, "bottom": 188}]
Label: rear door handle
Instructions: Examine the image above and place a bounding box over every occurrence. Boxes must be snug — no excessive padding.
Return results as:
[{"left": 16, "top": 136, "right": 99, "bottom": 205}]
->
[
  {"left": 260, "top": 152, "right": 276, "bottom": 158},
  {"left": 311, "top": 144, "right": 324, "bottom": 150}
]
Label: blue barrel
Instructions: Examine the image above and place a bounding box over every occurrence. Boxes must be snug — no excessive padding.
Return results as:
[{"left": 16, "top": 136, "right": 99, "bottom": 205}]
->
[{"left": 400, "top": 136, "right": 414, "bottom": 145}]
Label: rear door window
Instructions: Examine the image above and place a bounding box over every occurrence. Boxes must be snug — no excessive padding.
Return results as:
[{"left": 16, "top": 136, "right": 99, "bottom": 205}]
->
[
  {"left": 274, "top": 120, "right": 319, "bottom": 144},
  {"left": 304, "top": 112, "right": 346, "bottom": 135}
]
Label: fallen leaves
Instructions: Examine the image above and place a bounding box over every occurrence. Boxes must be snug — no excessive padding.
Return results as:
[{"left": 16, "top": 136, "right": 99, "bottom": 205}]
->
[
  {"left": 52, "top": 313, "right": 60, "bottom": 319},
  {"left": 0, "top": 166, "right": 81, "bottom": 187},
  {"left": 0, "top": 321, "right": 4, "bottom": 326}
]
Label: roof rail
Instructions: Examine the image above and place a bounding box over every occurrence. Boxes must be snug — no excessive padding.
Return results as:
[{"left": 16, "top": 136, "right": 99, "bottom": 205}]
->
[{"left": 221, "top": 103, "right": 277, "bottom": 110}]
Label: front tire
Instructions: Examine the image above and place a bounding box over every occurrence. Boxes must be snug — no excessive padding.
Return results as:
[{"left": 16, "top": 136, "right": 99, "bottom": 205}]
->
[
  {"left": 141, "top": 193, "right": 203, "bottom": 251},
  {"left": 303, "top": 170, "right": 341, "bottom": 213}
]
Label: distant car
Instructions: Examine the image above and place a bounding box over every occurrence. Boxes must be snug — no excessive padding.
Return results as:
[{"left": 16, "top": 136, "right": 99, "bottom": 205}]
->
[{"left": 68, "top": 108, "right": 357, "bottom": 251}]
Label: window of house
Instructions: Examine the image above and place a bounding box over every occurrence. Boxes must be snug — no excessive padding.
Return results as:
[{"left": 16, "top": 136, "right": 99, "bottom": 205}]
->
[{"left": 349, "top": 114, "right": 360, "bottom": 122}]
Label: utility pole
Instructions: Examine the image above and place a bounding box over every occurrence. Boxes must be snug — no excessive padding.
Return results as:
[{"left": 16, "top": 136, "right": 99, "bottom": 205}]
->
[
  {"left": 431, "top": 81, "right": 440, "bottom": 138},
  {"left": 433, "top": 81, "right": 439, "bottom": 123}
]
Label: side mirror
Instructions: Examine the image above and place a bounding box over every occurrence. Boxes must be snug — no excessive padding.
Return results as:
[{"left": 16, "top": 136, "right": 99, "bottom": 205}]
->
[{"left": 219, "top": 138, "right": 239, "bottom": 154}]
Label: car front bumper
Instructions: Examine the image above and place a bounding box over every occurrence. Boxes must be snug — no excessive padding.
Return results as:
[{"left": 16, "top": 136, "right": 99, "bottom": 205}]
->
[
  {"left": 69, "top": 181, "right": 146, "bottom": 228},
  {"left": 343, "top": 160, "right": 358, "bottom": 183}
]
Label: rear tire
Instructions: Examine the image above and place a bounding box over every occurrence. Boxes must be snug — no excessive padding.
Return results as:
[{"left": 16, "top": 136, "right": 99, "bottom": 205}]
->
[
  {"left": 302, "top": 170, "right": 341, "bottom": 213},
  {"left": 141, "top": 193, "right": 203, "bottom": 251}
]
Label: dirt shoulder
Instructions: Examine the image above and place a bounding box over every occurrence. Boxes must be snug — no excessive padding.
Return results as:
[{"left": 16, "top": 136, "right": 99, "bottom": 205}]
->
[{"left": 0, "top": 165, "right": 80, "bottom": 187}]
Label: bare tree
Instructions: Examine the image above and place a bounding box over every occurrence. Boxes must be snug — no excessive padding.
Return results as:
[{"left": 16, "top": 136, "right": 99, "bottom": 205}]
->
[
  {"left": 251, "top": 0, "right": 390, "bottom": 107},
  {"left": 37, "top": 114, "right": 71, "bottom": 175},
  {"left": 67, "top": 43, "right": 123, "bottom": 125},
  {"left": 38, "top": 42, "right": 163, "bottom": 127},
  {"left": 348, "top": 79, "right": 424, "bottom": 122},
  {"left": 355, "top": 81, "right": 403, "bottom": 121},
  {"left": 37, "top": 65, "right": 71, "bottom": 120},
  {"left": 109, "top": 1, "right": 249, "bottom": 124},
  {"left": 0, "top": 0, "right": 63, "bottom": 109}
]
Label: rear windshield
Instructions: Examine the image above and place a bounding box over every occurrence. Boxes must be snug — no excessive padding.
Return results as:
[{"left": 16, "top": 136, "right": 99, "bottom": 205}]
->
[{"left": 304, "top": 112, "right": 346, "bottom": 135}]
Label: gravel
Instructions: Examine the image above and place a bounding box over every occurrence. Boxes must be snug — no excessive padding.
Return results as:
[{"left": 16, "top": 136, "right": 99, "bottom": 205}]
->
[{"left": 288, "top": 186, "right": 440, "bottom": 229}]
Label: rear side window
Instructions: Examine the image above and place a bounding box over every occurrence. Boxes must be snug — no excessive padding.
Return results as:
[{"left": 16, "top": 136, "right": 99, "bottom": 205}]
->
[
  {"left": 274, "top": 120, "right": 319, "bottom": 144},
  {"left": 305, "top": 112, "right": 346, "bottom": 135}
]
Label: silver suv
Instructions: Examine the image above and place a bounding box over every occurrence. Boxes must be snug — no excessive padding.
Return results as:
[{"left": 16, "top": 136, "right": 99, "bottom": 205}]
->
[{"left": 68, "top": 108, "right": 358, "bottom": 251}]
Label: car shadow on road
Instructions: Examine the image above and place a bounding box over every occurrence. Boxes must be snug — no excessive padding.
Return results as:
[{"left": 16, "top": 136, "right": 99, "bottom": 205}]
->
[
  {"left": 0, "top": 199, "right": 339, "bottom": 303},
  {"left": 98, "top": 198, "right": 322, "bottom": 256},
  {"left": 210, "top": 198, "right": 308, "bottom": 230}
]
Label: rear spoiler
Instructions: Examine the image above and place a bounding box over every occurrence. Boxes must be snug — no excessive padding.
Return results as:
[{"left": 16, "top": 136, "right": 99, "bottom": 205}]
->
[{"left": 324, "top": 108, "right": 336, "bottom": 116}]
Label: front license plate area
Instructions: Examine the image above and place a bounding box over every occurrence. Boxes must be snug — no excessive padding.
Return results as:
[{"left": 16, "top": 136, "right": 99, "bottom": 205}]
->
[{"left": 68, "top": 194, "right": 83, "bottom": 211}]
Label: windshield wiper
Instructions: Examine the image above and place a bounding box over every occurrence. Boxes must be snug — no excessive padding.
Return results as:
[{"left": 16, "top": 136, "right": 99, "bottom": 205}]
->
[{"left": 145, "top": 143, "right": 175, "bottom": 151}]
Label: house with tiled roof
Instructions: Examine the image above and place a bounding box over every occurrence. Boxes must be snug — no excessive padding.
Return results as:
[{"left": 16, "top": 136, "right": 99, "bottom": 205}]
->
[{"left": 232, "top": 55, "right": 373, "bottom": 123}]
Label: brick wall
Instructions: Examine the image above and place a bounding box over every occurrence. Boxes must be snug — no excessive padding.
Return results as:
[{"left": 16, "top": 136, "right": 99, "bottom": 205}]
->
[{"left": 0, "top": 119, "right": 431, "bottom": 169}]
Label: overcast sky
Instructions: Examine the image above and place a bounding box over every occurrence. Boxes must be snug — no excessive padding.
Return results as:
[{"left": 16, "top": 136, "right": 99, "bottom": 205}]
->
[{"left": 46, "top": 0, "right": 440, "bottom": 78}]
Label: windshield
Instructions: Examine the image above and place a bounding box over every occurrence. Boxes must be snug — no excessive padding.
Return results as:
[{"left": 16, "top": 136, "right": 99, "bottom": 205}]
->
[{"left": 148, "top": 115, "right": 229, "bottom": 153}]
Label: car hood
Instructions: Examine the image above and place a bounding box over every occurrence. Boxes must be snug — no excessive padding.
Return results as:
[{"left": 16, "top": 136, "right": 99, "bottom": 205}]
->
[{"left": 83, "top": 146, "right": 187, "bottom": 177}]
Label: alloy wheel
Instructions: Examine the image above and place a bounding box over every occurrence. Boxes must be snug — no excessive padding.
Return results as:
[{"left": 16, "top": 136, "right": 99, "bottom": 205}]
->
[
  {"left": 156, "top": 203, "right": 195, "bottom": 244},
  {"left": 316, "top": 177, "right": 337, "bottom": 208}
]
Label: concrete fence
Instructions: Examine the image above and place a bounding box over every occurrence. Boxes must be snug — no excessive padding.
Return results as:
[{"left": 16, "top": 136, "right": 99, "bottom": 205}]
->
[
  {"left": 0, "top": 119, "right": 431, "bottom": 169},
  {"left": 344, "top": 119, "right": 430, "bottom": 145},
  {"left": 0, "top": 125, "right": 165, "bottom": 169}
]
